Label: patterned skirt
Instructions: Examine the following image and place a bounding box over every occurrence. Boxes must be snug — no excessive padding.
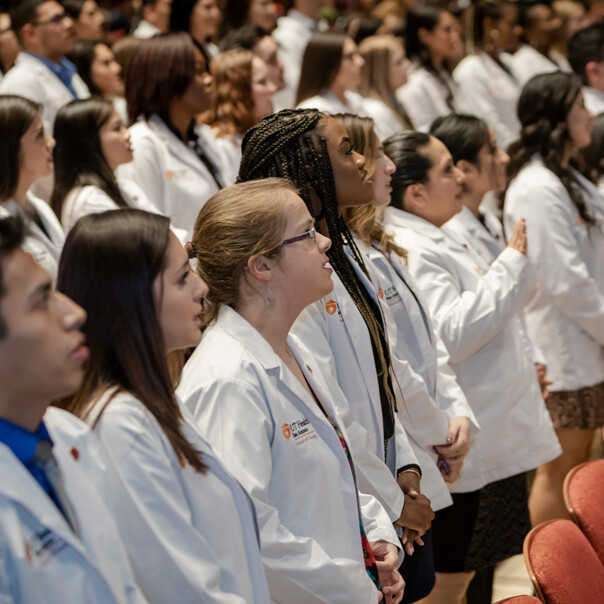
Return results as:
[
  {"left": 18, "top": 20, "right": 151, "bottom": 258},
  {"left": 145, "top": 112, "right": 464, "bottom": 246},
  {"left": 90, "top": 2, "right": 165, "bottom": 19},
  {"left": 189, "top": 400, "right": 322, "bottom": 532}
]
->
[{"left": 546, "top": 381, "right": 604, "bottom": 430}]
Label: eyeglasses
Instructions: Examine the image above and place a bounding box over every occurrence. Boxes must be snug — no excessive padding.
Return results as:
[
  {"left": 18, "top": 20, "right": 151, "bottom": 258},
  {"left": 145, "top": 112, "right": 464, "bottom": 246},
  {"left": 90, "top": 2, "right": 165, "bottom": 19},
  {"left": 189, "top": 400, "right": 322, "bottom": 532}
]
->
[
  {"left": 34, "top": 13, "right": 71, "bottom": 26},
  {"left": 281, "top": 227, "right": 316, "bottom": 246}
]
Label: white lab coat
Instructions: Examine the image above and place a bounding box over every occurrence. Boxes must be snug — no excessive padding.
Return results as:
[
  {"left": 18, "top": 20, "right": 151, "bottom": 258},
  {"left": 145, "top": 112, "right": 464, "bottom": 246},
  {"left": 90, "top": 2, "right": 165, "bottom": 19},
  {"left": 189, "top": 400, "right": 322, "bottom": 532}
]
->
[
  {"left": 354, "top": 241, "right": 478, "bottom": 509},
  {"left": 504, "top": 157, "right": 604, "bottom": 392},
  {"left": 296, "top": 90, "right": 370, "bottom": 116},
  {"left": 272, "top": 10, "right": 316, "bottom": 110},
  {"left": 509, "top": 44, "right": 571, "bottom": 87},
  {"left": 385, "top": 207, "right": 561, "bottom": 492},
  {"left": 132, "top": 19, "right": 161, "bottom": 39},
  {"left": 0, "top": 192, "right": 64, "bottom": 282},
  {"left": 0, "top": 52, "right": 90, "bottom": 133},
  {"left": 83, "top": 390, "right": 270, "bottom": 604},
  {"left": 117, "top": 115, "right": 228, "bottom": 239},
  {"left": 212, "top": 133, "right": 242, "bottom": 187},
  {"left": 292, "top": 269, "right": 417, "bottom": 518},
  {"left": 453, "top": 52, "right": 521, "bottom": 149},
  {"left": 583, "top": 86, "right": 604, "bottom": 115},
  {"left": 361, "top": 97, "right": 407, "bottom": 142},
  {"left": 0, "top": 407, "right": 146, "bottom": 604},
  {"left": 178, "top": 306, "right": 400, "bottom": 604},
  {"left": 396, "top": 65, "right": 460, "bottom": 132}
]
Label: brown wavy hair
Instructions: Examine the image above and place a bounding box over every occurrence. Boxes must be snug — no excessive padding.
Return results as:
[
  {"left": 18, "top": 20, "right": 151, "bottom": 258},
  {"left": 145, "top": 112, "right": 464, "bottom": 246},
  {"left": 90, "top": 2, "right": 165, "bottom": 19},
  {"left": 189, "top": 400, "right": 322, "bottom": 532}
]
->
[
  {"left": 210, "top": 48, "right": 256, "bottom": 137},
  {"left": 336, "top": 113, "right": 408, "bottom": 261}
]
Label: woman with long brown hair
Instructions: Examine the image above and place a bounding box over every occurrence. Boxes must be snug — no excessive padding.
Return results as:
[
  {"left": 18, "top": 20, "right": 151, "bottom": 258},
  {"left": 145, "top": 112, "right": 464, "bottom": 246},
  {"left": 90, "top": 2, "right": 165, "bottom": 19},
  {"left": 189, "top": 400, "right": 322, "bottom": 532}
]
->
[{"left": 57, "top": 208, "right": 270, "bottom": 604}]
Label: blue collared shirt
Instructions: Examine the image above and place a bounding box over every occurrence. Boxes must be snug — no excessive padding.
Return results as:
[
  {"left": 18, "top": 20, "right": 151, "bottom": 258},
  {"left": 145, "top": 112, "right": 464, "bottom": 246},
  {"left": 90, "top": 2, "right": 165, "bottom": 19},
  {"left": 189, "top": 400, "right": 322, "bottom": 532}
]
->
[
  {"left": 0, "top": 417, "right": 55, "bottom": 497},
  {"left": 24, "top": 52, "right": 79, "bottom": 99}
]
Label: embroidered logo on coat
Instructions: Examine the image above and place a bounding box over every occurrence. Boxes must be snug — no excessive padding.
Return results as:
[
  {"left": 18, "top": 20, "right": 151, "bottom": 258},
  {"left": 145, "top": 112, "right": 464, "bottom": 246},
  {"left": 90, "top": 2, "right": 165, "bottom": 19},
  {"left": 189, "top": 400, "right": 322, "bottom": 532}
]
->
[
  {"left": 325, "top": 299, "right": 337, "bottom": 315},
  {"left": 282, "top": 423, "right": 291, "bottom": 440}
]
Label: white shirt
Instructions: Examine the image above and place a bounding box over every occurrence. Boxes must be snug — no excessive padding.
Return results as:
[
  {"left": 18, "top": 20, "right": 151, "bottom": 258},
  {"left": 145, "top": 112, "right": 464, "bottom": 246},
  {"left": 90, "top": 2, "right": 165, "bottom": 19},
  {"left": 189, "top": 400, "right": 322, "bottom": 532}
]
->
[
  {"left": 84, "top": 390, "right": 270, "bottom": 604},
  {"left": 361, "top": 97, "right": 407, "bottom": 142},
  {"left": 583, "top": 86, "right": 604, "bottom": 115},
  {"left": 504, "top": 157, "right": 604, "bottom": 392},
  {"left": 297, "top": 89, "right": 370, "bottom": 116},
  {"left": 272, "top": 10, "right": 317, "bottom": 110},
  {"left": 385, "top": 207, "right": 561, "bottom": 492},
  {"left": 178, "top": 306, "right": 399, "bottom": 604},
  {"left": 396, "top": 65, "right": 460, "bottom": 132},
  {"left": 453, "top": 52, "right": 521, "bottom": 149},
  {"left": 117, "top": 115, "right": 228, "bottom": 240},
  {"left": 0, "top": 52, "right": 90, "bottom": 133},
  {"left": 0, "top": 193, "right": 64, "bottom": 282},
  {"left": 132, "top": 19, "right": 161, "bottom": 39},
  {"left": 0, "top": 407, "right": 146, "bottom": 604},
  {"left": 510, "top": 44, "right": 571, "bottom": 87}
]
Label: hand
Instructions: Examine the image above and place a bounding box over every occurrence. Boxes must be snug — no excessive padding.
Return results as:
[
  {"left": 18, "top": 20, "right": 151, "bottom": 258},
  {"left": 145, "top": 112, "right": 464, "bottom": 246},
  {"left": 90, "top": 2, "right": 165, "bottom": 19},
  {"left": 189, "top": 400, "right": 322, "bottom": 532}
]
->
[
  {"left": 370, "top": 542, "right": 405, "bottom": 604},
  {"left": 394, "top": 472, "right": 434, "bottom": 537},
  {"left": 433, "top": 417, "right": 471, "bottom": 459},
  {"left": 535, "top": 363, "right": 552, "bottom": 400},
  {"left": 401, "top": 528, "right": 424, "bottom": 556},
  {"left": 507, "top": 218, "right": 527, "bottom": 255},
  {"left": 435, "top": 454, "right": 464, "bottom": 483}
]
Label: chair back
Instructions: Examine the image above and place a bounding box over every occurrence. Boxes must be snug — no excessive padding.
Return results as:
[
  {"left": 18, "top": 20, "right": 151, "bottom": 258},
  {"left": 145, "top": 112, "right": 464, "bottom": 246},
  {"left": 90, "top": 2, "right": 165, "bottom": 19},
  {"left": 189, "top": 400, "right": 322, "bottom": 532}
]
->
[
  {"left": 492, "top": 596, "right": 542, "bottom": 603},
  {"left": 523, "top": 519, "right": 604, "bottom": 604},
  {"left": 564, "top": 459, "right": 604, "bottom": 565}
]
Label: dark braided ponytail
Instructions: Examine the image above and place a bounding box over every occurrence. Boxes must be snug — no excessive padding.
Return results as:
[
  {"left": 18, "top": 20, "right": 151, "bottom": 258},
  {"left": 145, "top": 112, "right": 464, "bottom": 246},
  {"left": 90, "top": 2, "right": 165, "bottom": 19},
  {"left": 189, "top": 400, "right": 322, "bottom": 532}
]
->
[
  {"left": 505, "top": 72, "right": 596, "bottom": 227},
  {"left": 239, "top": 109, "right": 398, "bottom": 438}
]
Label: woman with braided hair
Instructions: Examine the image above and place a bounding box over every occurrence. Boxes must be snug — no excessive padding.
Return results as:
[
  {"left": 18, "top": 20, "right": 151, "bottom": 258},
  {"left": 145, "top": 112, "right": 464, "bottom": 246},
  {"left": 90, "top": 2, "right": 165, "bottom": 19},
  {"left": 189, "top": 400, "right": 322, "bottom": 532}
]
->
[
  {"left": 504, "top": 71, "right": 604, "bottom": 526},
  {"left": 237, "top": 108, "right": 465, "bottom": 601}
]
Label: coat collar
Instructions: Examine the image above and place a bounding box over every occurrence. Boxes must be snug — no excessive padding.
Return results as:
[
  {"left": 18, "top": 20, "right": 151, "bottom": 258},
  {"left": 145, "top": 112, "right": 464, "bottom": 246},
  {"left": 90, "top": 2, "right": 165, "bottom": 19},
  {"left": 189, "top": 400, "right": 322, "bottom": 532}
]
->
[{"left": 385, "top": 206, "right": 447, "bottom": 243}]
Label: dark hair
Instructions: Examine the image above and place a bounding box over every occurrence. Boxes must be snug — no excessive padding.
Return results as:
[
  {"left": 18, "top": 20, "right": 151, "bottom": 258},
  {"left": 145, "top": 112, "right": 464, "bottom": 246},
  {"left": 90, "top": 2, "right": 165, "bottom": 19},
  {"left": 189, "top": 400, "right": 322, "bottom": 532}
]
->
[
  {"left": 68, "top": 39, "right": 104, "bottom": 96},
  {"left": 10, "top": 0, "right": 44, "bottom": 34},
  {"left": 222, "top": 0, "right": 255, "bottom": 35},
  {"left": 430, "top": 113, "right": 490, "bottom": 165},
  {"left": 62, "top": 0, "right": 86, "bottom": 19},
  {"left": 383, "top": 130, "right": 433, "bottom": 211},
  {"left": 296, "top": 33, "right": 347, "bottom": 106},
  {"left": 352, "top": 17, "right": 383, "bottom": 45},
  {"left": 57, "top": 209, "right": 207, "bottom": 473},
  {"left": 506, "top": 71, "right": 596, "bottom": 225},
  {"left": 580, "top": 112, "right": 604, "bottom": 183},
  {"left": 474, "top": 0, "right": 512, "bottom": 44},
  {"left": 112, "top": 35, "right": 142, "bottom": 87},
  {"left": 405, "top": 2, "right": 447, "bottom": 71},
  {"left": 517, "top": 0, "right": 549, "bottom": 30},
  {"left": 0, "top": 95, "right": 40, "bottom": 202},
  {"left": 239, "top": 108, "right": 399, "bottom": 439},
  {"left": 219, "top": 23, "right": 264, "bottom": 52},
  {"left": 50, "top": 98, "right": 126, "bottom": 219},
  {"left": 0, "top": 214, "right": 25, "bottom": 339},
  {"left": 568, "top": 22, "right": 604, "bottom": 84},
  {"left": 125, "top": 32, "right": 198, "bottom": 124},
  {"left": 169, "top": 0, "right": 201, "bottom": 36}
]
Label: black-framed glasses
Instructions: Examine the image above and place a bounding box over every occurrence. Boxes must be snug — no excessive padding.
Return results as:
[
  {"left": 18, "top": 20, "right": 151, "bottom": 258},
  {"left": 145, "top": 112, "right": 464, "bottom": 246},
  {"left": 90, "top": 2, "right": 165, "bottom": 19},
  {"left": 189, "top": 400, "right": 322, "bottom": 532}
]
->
[
  {"left": 34, "top": 12, "right": 70, "bottom": 26},
  {"left": 281, "top": 227, "right": 316, "bottom": 246}
]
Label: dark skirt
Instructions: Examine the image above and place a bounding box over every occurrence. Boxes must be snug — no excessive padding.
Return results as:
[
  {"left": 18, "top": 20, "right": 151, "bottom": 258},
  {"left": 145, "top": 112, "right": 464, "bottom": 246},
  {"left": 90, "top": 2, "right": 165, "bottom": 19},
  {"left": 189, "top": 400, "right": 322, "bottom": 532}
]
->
[
  {"left": 399, "top": 528, "right": 435, "bottom": 603},
  {"left": 545, "top": 381, "right": 604, "bottom": 430},
  {"left": 431, "top": 473, "right": 531, "bottom": 573}
]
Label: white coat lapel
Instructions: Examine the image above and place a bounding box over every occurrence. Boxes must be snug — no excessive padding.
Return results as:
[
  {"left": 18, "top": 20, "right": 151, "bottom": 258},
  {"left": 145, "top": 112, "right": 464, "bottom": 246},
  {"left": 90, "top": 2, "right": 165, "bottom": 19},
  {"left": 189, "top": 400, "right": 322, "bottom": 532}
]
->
[{"left": 0, "top": 446, "right": 88, "bottom": 557}]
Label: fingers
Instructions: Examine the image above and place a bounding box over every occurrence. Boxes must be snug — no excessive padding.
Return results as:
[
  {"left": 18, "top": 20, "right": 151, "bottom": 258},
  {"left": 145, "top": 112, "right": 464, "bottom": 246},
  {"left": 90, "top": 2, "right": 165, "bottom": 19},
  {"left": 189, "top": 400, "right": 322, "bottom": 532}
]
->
[
  {"left": 507, "top": 218, "right": 527, "bottom": 255},
  {"left": 381, "top": 570, "right": 405, "bottom": 604}
]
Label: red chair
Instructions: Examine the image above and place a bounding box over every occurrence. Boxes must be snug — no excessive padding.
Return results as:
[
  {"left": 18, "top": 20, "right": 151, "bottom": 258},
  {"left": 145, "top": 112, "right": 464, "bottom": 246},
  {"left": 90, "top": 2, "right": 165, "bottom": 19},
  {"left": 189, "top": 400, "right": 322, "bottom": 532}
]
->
[
  {"left": 523, "top": 519, "right": 604, "bottom": 604},
  {"left": 492, "top": 597, "right": 542, "bottom": 603},
  {"left": 564, "top": 459, "right": 604, "bottom": 565}
]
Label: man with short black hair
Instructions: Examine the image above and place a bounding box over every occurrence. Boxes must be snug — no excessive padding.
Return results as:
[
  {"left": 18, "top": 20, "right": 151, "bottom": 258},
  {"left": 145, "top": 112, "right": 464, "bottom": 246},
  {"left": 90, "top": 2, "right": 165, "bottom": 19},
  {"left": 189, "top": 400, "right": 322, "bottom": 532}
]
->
[
  {"left": 0, "top": 0, "right": 89, "bottom": 133},
  {"left": 0, "top": 215, "right": 145, "bottom": 603},
  {"left": 132, "top": 0, "right": 171, "bottom": 39},
  {"left": 219, "top": 24, "right": 285, "bottom": 92},
  {"left": 568, "top": 22, "right": 604, "bottom": 114}
]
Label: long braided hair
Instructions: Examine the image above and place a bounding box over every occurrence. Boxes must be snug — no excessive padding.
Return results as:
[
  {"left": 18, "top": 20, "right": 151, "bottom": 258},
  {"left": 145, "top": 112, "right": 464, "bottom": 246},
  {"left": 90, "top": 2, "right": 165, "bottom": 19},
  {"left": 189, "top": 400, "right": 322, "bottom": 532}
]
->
[{"left": 238, "top": 109, "right": 398, "bottom": 437}]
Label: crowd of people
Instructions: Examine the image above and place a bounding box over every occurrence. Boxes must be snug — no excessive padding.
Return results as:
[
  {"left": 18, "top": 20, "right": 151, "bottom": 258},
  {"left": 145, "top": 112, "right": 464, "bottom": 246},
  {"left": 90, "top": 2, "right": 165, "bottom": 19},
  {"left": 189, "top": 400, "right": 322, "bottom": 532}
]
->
[{"left": 1, "top": 0, "right": 604, "bottom": 602}]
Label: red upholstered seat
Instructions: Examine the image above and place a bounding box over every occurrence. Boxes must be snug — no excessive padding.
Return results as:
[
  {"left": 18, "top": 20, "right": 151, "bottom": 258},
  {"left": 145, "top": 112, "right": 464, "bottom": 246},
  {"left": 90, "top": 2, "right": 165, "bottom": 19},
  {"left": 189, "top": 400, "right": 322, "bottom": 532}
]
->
[
  {"left": 492, "top": 596, "right": 542, "bottom": 603},
  {"left": 523, "top": 519, "right": 604, "bottom": 604},
  {"left": 564, "top": 459, "right": 604, "bottom": 565}
]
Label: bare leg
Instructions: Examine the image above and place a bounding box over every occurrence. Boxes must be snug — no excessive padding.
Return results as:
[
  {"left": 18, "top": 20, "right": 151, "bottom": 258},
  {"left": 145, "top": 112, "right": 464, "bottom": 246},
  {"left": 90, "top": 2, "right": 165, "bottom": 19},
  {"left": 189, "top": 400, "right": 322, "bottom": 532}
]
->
[
  {"left": 415, "top": 571, "right": 475, "bottom": 604},
  {"left": 529, "top": 428, "right": 595, "bottom": 525}
]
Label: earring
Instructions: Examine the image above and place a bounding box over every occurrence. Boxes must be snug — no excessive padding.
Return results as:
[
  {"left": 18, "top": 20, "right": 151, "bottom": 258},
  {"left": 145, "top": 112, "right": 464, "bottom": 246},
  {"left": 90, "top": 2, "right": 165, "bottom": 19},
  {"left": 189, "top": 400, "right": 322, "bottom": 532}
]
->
[{"left": 265, "top": 284, "right": 275, "bottom": 310}]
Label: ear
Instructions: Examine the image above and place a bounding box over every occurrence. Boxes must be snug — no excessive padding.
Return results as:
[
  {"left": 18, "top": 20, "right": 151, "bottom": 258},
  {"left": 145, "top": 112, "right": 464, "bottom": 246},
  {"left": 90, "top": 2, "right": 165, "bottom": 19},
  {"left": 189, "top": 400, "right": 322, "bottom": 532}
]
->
[
  {"left": 246, "top": 254, "right": 273, "bottom": 283},
  {"left": 585, "top": 60, "right": 601, "bottom": 84},
  {"left": 404, "top": 182, "right": 427, "bottom": 212},
  {"left": 20, "top": 23, "right": 37, "bottom": 47},
  {"left": 456, "top": 159, "right": 476, "bottom": 177},
  {"left": 417, "top": 27, "right": 430, "bottom": 46}
]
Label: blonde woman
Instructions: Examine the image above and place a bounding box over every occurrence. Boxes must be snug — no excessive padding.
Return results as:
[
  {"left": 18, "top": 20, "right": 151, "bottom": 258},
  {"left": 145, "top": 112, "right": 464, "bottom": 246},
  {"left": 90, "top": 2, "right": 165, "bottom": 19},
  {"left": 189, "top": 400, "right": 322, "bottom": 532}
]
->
[{"left": 358, "top": 35, "right": 412, "bottom": 140}]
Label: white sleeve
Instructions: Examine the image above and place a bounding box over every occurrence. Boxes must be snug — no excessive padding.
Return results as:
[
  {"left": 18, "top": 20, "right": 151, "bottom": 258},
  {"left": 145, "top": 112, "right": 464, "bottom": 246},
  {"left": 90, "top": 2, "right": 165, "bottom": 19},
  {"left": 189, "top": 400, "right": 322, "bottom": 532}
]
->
[
  {"left": 94, "top": 402, "right": 250, "bottom": 604},
  {"left": 62, "top": 187, "right": 118, "bottom": 232},
  {"left": 518, "top": 183, "right": 604, "bottom": 346},
  {"left": 185, "top": 378, "right": 379, "bottom": 604},
  {"left": 409, "top": 246, "right": 533, "bottom": 364}
]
